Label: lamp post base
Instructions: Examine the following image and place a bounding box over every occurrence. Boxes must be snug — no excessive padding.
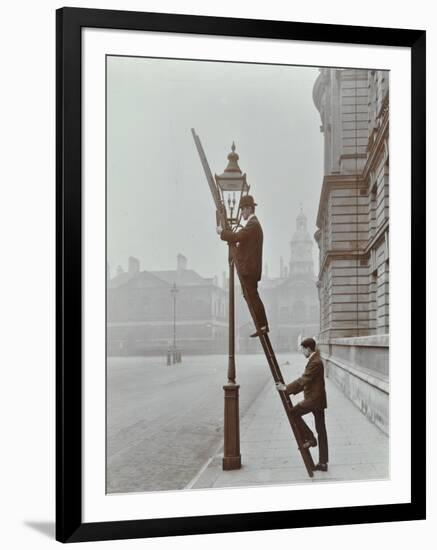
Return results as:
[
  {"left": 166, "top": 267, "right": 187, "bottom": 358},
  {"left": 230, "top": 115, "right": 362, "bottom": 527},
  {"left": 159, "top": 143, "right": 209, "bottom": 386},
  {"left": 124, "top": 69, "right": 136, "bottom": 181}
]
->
[
  {"left": 222, "top": 455, "right": 242, "bottom": 470},
  {"left": 222, "top": 383, "right": 241, "bottom": 470}
]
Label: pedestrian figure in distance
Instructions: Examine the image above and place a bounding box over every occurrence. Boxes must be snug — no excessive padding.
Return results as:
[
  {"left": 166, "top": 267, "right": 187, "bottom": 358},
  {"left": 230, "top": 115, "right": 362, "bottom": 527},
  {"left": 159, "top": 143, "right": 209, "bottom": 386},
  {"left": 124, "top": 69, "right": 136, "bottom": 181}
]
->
[
  {"left": 217, "top": 194, "right": 269, "bottom": 338},
  {"left": 276, "top": 337, "right": 329, "bottom": 472}
]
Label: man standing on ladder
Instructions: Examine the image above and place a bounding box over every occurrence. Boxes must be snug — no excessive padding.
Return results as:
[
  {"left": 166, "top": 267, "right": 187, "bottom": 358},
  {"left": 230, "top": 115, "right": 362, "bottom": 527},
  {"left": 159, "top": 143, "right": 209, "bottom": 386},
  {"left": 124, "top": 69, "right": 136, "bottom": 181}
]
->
[
  {"left": 216, "top": 194, "right": 269, "bottom": 338},
  {"left": 276, "top": 337, "right": 329, "bottom": 472}
]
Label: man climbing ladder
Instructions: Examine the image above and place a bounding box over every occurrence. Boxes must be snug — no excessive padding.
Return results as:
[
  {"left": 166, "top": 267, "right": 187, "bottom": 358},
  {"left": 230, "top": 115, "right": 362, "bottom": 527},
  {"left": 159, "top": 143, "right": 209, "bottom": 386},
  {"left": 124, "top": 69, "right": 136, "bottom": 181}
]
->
[
  {"left": 216, "top": 194, "right": 269, "bottom": 338},
  {"left": 276, "top": 337, "right": 329, "bottom": 473}
]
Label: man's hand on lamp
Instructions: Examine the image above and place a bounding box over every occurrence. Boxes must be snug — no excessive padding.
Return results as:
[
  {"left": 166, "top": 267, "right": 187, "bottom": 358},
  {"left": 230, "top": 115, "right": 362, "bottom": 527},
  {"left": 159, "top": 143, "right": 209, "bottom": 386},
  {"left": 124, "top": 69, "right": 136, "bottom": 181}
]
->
[{"left": 276, "top": 382, "right": 287, "bottom": 391}]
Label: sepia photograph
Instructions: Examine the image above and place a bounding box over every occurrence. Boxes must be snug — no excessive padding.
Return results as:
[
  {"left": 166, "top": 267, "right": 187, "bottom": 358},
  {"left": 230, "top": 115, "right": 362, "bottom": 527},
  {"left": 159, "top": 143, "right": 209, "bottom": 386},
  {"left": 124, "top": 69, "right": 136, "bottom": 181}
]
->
[{"left": 105, "top": 55, "right": 390, "bottom": 494}]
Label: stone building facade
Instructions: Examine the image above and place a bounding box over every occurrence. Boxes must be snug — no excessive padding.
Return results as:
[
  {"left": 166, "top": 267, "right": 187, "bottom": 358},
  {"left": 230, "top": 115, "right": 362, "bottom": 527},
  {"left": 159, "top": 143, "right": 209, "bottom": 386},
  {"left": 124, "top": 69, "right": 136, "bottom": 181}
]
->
[
  {"left": 313, "top": 68, "right": 389, "bottom": 433},
  {"left": 107, "top": 254, "right": 228, "bottom": 356}
]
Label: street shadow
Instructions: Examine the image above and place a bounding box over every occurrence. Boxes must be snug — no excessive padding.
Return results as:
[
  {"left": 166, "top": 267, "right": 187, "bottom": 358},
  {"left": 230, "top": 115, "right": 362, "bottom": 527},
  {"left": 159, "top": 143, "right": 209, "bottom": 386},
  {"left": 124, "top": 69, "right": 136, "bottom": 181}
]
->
[{"left": 24, "top": 521, "right": 55, "bottom": 539}]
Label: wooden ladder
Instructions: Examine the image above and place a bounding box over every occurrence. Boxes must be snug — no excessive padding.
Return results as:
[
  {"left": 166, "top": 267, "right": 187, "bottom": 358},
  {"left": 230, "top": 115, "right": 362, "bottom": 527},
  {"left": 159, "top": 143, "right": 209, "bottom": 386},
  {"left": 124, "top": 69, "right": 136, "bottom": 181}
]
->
[{"left": 235, "top": 273, "right": 315, "bottom": 478}]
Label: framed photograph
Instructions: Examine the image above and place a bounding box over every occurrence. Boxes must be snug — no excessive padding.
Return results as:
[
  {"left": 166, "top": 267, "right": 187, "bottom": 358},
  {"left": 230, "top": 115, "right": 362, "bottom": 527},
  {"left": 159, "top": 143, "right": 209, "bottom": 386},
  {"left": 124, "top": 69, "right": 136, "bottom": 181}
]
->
[{"left": 56, "top": 7, "right": 426, "bottom": 543}]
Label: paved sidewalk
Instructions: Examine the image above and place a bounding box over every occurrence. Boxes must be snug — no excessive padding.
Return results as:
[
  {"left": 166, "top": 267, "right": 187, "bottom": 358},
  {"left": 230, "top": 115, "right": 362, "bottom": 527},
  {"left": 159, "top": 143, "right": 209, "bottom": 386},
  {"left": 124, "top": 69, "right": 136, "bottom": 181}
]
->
[{"left": 189, "top": 353, "right": 389, "bottom": 489}]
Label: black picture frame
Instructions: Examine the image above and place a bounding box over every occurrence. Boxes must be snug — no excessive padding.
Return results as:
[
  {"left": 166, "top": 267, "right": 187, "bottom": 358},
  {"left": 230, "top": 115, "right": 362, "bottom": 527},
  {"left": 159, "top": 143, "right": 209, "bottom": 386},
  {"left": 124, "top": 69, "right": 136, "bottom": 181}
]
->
[{"left": 56, "top": 6, "right": 426, "bottom": 543}]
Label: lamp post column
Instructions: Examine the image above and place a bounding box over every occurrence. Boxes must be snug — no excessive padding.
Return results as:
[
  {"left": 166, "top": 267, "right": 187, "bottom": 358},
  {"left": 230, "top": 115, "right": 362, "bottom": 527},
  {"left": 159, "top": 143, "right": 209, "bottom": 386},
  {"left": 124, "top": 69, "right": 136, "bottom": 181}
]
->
[
  {"left": 170, "top": 283, "right": 180, "bottom": 364},
  {"left": 173, "top": 287, "right": 176, "bottom": 349},
  {"left": 222, "top": 246, "right": 241, "bottom": 470},
  {"left": 228, "top": 247, "right": 236, "bottom": 382},
  {"left": 216, "top": 141, "right": 247, "bottom": 471}
]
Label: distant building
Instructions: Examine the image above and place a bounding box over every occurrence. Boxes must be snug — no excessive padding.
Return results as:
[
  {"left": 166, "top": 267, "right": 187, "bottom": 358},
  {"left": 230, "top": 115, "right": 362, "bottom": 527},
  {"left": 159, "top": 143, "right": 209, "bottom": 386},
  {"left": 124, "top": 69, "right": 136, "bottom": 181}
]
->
[
  {"left": 237, "top": 210, "right": 320, "bottom": 353},
  {"left": 313, "top": 68, "right": 389, "bottom": 433},
  {"left": 107, "top": 254, "right": 228, "bottom": 355}
]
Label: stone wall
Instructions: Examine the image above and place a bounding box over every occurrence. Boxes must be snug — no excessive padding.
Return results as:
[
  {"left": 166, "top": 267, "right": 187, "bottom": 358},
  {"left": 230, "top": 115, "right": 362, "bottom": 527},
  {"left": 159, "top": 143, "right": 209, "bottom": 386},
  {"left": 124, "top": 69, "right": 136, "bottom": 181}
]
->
[{"left": 320, "top": 335, "right": 389, "bottom": 434}]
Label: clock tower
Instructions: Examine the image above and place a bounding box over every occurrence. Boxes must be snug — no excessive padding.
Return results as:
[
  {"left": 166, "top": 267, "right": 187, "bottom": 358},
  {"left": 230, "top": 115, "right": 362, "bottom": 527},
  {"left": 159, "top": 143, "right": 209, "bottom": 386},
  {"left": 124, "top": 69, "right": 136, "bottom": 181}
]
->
[{"left": 289, "top": 208, "right": 315, "bottom": 278}]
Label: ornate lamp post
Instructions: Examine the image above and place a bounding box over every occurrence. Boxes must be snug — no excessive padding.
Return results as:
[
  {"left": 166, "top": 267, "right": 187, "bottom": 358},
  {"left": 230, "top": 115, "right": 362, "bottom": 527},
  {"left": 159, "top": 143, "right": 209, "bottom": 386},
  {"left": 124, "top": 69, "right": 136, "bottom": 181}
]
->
[
  {"left": 170, "top": 282, "right": 181, "bottom": 364},
  {"left": 215, "top": 142, "right": 249, "bottom": 470}
]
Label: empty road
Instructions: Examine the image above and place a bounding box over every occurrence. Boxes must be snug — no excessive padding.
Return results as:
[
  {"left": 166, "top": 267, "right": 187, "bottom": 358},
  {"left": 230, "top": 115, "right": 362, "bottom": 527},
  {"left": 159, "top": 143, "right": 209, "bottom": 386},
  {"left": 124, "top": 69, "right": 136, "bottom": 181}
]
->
[{"left": 107, "top": 353, "right": 291, "bottom": 493}]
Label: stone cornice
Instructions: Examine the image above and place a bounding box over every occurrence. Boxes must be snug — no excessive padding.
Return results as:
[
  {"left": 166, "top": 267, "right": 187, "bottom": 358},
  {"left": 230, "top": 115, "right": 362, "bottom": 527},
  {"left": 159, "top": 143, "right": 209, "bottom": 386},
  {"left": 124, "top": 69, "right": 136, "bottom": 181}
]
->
[
  {"left": 316, "top": 217, "right": 388, "bottom": 278},
  {"left": 316, "top": 174, "right": 366, "bottom": 229},
  {"left": 364, "top": 219, "right": 389, "bottom": 255},
  {"left": 317, "top": 249, "right": 369, "bottom": 278}
]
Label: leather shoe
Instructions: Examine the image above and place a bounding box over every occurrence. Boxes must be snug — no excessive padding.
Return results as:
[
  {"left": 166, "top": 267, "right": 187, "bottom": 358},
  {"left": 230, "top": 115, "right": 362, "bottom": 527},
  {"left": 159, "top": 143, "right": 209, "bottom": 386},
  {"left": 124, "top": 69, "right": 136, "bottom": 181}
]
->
[
  {"left": 313, "top": 463, "right": 328, "bottom": 472},
  {"left": 250, "top": 326, "right": 269, "bottom": 338},
  {"left": 302, "top": 439, "right": 317, "bottom": 449}
]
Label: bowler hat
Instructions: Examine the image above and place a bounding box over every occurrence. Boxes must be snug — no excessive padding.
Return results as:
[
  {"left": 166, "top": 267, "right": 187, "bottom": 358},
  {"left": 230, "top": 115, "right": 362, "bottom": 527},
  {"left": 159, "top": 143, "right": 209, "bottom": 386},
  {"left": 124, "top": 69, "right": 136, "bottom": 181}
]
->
[{"left": 239, "top": 195, "right": 257, "bottom": 208}]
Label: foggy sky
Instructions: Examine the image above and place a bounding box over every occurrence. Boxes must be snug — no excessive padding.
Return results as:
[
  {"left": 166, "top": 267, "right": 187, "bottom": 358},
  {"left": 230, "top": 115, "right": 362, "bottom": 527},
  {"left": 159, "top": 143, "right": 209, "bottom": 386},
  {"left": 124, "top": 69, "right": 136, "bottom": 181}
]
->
[{"left": 107, "top": 56, "right": 324, "bottom": 281}]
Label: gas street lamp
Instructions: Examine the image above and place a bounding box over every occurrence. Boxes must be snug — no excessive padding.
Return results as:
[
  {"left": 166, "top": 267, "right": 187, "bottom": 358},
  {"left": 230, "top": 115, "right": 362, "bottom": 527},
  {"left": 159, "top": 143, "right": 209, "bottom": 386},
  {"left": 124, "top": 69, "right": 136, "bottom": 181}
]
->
[
  {"left": 215, "top": 142, "right": 249, "bottom": 471},
  {"left": 170, "top": 282, "right": 181, "bottom": 364}
]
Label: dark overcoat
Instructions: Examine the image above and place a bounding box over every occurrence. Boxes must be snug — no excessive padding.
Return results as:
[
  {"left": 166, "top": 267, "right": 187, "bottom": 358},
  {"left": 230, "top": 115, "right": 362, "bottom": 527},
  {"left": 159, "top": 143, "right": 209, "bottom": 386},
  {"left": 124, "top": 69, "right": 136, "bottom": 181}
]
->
[
  {"left": 220, "top": 216, "right": 263, "bottom": 281},
  {"left": 285, "top": 351, "right": 327, "bottom": 410}
]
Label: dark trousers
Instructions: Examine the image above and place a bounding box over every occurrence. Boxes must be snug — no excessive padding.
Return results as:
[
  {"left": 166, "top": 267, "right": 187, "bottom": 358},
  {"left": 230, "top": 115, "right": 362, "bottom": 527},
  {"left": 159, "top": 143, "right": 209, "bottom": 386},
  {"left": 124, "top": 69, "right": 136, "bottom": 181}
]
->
[
  {"left": 241, "top": 277, "right": 268, "bottom": 330},
  {"left": 291, "top": 405, "right": 329, "bottom": 464}
]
